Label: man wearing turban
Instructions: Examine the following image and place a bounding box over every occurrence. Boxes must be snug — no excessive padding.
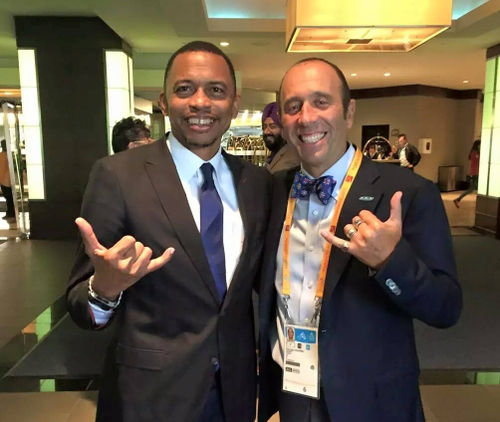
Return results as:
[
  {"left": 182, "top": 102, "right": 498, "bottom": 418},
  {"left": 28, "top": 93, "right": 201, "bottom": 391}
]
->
[{"left": 262, "top": 102, "right": 299, "bottom": 173}]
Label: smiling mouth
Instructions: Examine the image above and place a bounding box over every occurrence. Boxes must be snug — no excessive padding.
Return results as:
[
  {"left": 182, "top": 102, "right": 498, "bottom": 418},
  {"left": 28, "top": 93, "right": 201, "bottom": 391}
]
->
[
  {"left": 187, "top": 117, "right": 215, "bottom": 129},
  {"left": 299, "top": 132, "right": 326, "bottom": 144}
]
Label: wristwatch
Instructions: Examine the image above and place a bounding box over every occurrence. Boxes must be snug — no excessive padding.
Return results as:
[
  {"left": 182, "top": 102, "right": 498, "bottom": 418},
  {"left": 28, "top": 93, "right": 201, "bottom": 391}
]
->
[{"left": 88, "top": 275, "right": 122, "bottom": 311}]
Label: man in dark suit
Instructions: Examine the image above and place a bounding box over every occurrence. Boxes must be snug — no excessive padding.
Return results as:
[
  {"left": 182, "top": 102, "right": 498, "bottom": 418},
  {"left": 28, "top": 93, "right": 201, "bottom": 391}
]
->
[
  {"left": 67, "top": 41, "right": 270, "bottom": 422},
  {"left": 392, "top": 133, "right": 421, "bottom": 170},
  {"left": 258, "top": 58, "right": 462, "bottom": 422}
]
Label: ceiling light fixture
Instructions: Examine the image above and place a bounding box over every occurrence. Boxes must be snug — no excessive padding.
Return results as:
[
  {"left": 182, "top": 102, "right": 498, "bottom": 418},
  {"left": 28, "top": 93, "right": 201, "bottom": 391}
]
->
[
  {"left": 384, "top": 72, "right": 391, "bottom": 77},
  {"left": 351, "top": 73, "right": 357, "bottom": 77},
  {"left": 286, "top": 0, "right": 452, "bottom": 53},
  {"left": 463, "top": 80, "right": 470, "bottom": 84},
  {"left": 220, "top": 41, "right": 230, "bottom": 47}
]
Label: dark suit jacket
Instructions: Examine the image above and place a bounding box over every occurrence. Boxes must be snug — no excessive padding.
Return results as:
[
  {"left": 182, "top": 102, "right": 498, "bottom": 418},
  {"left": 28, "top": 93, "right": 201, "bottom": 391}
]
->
[
  {"left": 395, "top": 143, "right": 421, "bottom": 167},
  {"left": 258, "top": 156, "right": 461, "bottom": 422},
  {"left": 67, "top": 138, "right": 271, "bottom": 422}
]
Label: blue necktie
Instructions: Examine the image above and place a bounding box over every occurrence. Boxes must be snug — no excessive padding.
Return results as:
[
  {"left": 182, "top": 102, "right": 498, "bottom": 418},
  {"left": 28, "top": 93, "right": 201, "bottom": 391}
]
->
[
  {"left": 291, "top": 172, "right": 336, "bottom": 205},
  {"left": 200, "top": 163, "right": 227, "bottom": 302}
]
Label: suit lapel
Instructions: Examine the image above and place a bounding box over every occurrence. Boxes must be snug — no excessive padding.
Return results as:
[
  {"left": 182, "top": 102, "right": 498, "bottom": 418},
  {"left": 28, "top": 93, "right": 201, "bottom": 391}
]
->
[
  {"left": 144, "top": 138, "right": 220, "bottom": 304},
  {"left": 322, "top": 157, "right": 384, "bottom": 302}
]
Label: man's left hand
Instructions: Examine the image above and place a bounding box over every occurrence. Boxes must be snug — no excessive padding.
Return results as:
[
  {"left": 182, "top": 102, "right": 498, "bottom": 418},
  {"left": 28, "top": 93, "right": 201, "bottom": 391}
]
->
[{"left": 321, "top": 191, "right": 403, "bottom": 269}]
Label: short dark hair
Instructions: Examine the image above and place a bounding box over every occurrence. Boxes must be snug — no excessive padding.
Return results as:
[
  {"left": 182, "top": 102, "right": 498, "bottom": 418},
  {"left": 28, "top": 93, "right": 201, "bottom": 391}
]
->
[
  {"left": 399, "top": 133, "right": 407, "bottom": 141},
  {"left": 112, "top": 117, "right": 150, "bottom": 153},
  {"left": 278, "top": 57, "right": 351, "bottom": 118},
  {"left": 163, "top": 41, "right": 236, "bottom": 96},
  {"left": 470, "top": 139, "right": 481, "bottom": 157}
]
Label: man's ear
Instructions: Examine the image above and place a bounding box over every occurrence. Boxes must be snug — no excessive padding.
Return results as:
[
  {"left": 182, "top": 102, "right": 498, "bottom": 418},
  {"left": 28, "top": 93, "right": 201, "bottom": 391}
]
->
[
  {"left": 346, "top": 99, "right": 356, "bottom": 129},
  {"left": 159, "top": 92, "right": 168, "bottom": 116}
]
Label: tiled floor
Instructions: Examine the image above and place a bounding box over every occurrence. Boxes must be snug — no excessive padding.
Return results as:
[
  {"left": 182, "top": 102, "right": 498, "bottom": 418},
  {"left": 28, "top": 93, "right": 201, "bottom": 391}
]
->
[
  {"left": 0, "top": 214, "right": 21, "bottom": 239},
  {"left": 0, "top": 390, "right": 97, "bottom": 422},
  {"left": 441, "top": 190, "right": 477, "bottom": 228},
  {"left": 2, "top": 386, "right": 500, "bottom": 422}
]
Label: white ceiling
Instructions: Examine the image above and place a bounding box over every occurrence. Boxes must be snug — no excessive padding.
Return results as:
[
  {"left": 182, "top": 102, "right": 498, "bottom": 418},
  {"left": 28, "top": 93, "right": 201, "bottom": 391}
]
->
[{"left": 0, "top": 0, "right": 499, "bottom": 93}]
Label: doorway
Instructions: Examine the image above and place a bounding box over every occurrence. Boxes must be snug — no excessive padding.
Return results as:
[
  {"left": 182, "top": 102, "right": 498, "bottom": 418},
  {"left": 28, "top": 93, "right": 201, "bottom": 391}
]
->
[{"left": 361, "top": 124, "right": 390, "bottom": 148}]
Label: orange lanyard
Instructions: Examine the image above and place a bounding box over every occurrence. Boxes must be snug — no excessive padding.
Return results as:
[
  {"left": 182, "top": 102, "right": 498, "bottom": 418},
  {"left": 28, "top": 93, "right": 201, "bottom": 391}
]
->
[{"left": 282, "top": 147, "right": 363, "bottom": 300}]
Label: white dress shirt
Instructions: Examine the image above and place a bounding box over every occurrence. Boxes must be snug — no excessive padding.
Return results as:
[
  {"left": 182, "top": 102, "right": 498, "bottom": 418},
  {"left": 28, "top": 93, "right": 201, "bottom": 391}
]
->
[
  {"left": 270, "top": 144, "right": 355, "bottom": 367},
  {"left": 90, "top": 134, "right": 244, "bottom": 324},
  {"left": 399, "top": 145, "right": 410, "bottom": 167}
]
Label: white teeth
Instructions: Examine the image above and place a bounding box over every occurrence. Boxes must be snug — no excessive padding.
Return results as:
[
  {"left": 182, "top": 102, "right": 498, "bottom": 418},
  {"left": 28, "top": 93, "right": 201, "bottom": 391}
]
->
[
  {"left": 188, "top": 117, "right": 213, "bottom": 126},
  {"left": 300, "top": 133, "right": 324, "bottom": 144}
]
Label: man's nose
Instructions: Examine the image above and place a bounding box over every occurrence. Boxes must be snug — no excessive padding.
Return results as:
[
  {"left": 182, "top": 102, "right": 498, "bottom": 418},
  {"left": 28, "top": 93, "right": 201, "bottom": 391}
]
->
[
  {"left": 298, "top": 102, "right": 316, "bottom": 125},
  {"left": 190, "top": 88, "right": 211, "bottom": 109}
]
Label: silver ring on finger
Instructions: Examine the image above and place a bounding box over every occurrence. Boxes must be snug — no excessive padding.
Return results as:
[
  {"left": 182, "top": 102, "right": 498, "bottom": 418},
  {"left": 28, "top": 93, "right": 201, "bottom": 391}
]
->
[
  {"left": 341, "top": 240, "right": 350, "bottom": 253},
  {"left": 347, "top": 227, "right": 357, "bottom": 239},
  {"left": 353, "top": 217, "right": 364, "bottom": 228}
]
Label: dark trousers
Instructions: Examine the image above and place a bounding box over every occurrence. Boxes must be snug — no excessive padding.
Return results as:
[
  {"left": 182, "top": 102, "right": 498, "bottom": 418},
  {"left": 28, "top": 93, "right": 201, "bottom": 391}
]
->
[
  {"left": 279, "top": 389, "right": 331, "bottom": 422},
  {"left": 456, "top": 175, "right": 478, "bottom": 202},
  {"left": 196, "top": 371, "right": 225, "bottom": 422},
  {"left": 0, "top": 184, "right": 14, "bottom": 217}
]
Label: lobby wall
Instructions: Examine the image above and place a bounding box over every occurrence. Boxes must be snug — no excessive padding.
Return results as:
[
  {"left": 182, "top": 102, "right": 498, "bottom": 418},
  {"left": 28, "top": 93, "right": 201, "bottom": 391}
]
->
[{"left": 350, "top": 94, "right": 481, "bottom": 182}]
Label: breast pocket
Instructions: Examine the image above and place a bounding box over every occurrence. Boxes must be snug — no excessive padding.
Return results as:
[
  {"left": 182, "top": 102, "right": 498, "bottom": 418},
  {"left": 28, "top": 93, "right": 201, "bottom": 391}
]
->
[{"left": 115, "top": 343, "right": 165, "bottom": 371}]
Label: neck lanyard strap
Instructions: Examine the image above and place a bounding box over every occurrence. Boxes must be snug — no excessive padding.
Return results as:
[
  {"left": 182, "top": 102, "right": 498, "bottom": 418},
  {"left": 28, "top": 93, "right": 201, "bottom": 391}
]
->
[{"left": 282, "top": 147, "right": 363, "bottom": 299}]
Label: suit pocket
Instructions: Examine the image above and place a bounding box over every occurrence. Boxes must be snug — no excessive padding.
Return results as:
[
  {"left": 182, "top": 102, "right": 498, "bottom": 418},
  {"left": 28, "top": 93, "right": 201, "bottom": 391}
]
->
[{"left": 115, "top": 343, "right": 165, "bottom": 371}]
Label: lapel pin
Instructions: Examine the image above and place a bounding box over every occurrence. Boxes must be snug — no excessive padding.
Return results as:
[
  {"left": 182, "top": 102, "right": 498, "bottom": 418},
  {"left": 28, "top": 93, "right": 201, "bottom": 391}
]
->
[{"left": 359, "top": 196, "right": 374, "bottom": 201}]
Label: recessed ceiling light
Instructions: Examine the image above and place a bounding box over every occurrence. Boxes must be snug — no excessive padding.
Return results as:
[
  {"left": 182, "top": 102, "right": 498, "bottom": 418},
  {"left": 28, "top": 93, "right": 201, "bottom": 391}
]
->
[
  {"left": 384, "top": 72, "right": 391, "bottom": 77},
  {"left": 351, "top": 73, "right": 357, "bottom": 77},
  {"left": 463, "top": 80, "right": 469, "bottom": 84},
  {"left": 220, "top": 41, "right": 230, "bottom": 47}
]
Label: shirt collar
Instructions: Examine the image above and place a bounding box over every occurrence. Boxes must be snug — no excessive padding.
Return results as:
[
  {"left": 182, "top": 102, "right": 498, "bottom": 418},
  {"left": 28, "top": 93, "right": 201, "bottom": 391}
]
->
[
  {"left": 300, "top": 143, "right": 355, "bottom": 202},
  {"left": 166, "top": 133, "right": 224, "bottom": 182},
  {"left": 301, "top": 143, "right": 355, "bottom": 181}
]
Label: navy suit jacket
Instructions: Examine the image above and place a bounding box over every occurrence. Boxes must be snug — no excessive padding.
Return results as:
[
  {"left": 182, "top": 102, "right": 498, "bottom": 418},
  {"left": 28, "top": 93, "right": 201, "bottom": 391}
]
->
[
  {"left": 67, "top": 138, "right": 271, "bottom": 422},
  {"left": 258, "top": 154, "right": 461, "bottom": 422}
]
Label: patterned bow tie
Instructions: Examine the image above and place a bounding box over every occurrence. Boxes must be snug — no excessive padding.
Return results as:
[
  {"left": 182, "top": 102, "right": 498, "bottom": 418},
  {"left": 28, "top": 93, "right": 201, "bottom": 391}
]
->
[{"left": 291, "top": 172, "right": 336, "bottom": 205}]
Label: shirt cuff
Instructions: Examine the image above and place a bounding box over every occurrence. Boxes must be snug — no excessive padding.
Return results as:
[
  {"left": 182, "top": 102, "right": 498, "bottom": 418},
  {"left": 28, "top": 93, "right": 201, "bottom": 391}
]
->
[{"left": 88, "top": 301, "right": 114, "bottom": 325}]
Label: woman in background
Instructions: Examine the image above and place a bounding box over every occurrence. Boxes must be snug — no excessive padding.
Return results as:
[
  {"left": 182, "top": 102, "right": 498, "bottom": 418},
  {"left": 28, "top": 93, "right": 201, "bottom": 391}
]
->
[{"left": 454, "top": 139, "right": 480, "bottom": 208}]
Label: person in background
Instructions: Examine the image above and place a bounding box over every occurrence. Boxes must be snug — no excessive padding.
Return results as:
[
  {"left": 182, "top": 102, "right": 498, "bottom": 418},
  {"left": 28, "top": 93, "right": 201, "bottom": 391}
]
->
[
  {"left": 111, "top": 116, "right": 153, "bottom": 153},
  {"left": 258, "top": 58, "right": 461, "bottom": 422},
  {"left": 454, "top": 139, "right": 480, "bottom": 208},
  {"left": 0, "top": 139, "right": 15, "bottom": 222},
  {"left": 392, "top": 133, "right": 421, "bottom": 170},
  {"left": 67, "top": 41, "right": 271, "bottom": 422},
  {"left": 262, "top": 102, "right": 300, "bottom": 173},
  {"left": 363, "top": 143, "right": 380, "bottom": 160}
]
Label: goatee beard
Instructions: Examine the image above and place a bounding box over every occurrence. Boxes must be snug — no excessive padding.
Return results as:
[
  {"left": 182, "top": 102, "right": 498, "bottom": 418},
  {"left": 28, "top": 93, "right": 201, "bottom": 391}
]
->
[{"left": 264, "top": 135, "right": 285, "bottom": 153}]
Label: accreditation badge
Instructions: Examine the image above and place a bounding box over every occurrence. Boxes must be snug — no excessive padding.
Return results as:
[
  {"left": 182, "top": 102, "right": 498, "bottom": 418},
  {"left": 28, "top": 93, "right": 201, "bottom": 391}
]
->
[{"left": 282, "top": 324, "right": 320, "bottom": 399}]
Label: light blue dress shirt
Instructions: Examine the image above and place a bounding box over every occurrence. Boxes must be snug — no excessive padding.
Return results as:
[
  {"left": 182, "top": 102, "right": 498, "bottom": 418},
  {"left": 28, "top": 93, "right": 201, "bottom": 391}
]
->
[{"left": 271, "top": 144, "right": 355, "bottom": 367}]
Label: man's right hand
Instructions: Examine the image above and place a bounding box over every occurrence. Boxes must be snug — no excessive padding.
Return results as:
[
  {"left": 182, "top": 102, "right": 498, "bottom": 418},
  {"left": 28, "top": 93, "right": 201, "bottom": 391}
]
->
[{"left": 76, "top": 217, "right": 175, "bottom": 300}]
